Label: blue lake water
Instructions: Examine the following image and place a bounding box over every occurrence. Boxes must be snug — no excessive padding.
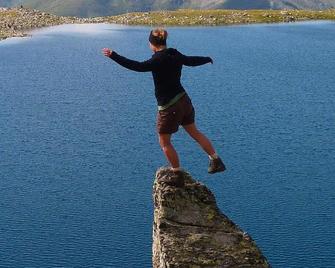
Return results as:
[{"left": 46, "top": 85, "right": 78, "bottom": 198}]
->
[{"left": 0, "top": 21, "right": 335, "bottom": 267}]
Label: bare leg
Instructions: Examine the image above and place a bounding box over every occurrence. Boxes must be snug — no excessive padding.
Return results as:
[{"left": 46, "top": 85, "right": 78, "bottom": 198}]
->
[
  {"left": 183, "top": 123, "right": 226, "bottom": 174},
  {"left": 182, "top": 123, "right": 216, "bottom": 156},
  {"left": 159, "top": 133, "right": 180, "bottom": 168}
]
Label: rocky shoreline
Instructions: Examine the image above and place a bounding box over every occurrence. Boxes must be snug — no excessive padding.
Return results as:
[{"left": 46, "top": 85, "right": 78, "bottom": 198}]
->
[
  {"left": 1, "top": 7, "right": 335, "bottom": 41},
  {"left": 0, "top": 7, "right": 101, "bottom": 40}
]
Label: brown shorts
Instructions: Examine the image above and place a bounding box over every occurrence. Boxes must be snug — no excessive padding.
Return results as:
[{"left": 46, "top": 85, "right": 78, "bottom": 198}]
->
[{"left": 157, "top": 93, "right": 195, "bottom": 134}]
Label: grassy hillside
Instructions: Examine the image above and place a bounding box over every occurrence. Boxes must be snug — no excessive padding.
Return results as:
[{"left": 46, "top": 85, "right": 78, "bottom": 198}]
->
[
  {"left": 0, "top": 0, "right": 152, "bottom": 16},
  {"left": 1, "top": 0, "right": 335, "bottom": 17},
  {"left": 105, "top": 8, "right": 335, "bottom": 25},
  {"left": 1, "top": 7, "right": 335, "bottom": 40}
]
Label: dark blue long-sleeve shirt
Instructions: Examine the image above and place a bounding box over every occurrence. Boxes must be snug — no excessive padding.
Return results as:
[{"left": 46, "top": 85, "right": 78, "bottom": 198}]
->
[{"left": 109, "top": 48, "right": 212, "bottom": 106}]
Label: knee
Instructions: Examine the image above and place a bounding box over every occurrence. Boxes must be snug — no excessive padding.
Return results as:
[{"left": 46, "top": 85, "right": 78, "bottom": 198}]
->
[
  {"left": 159, "top": 137, "right": 171, "bottom": 150},
  {"left": 189, "top": 129, "right": 202, "bottom": 141},
  {"left": 184, "top": 125, "right": 201, "bottom": 140},
  {"left": 160, "top": 142, "right": 171, "bottom": 152}
]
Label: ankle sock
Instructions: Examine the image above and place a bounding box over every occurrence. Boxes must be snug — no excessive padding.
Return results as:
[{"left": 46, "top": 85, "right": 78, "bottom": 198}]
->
[
  {"left": 209, "top": 153, "right": 219, "bottom": 160},
  {"left": 171, "top": 167, "right": 181, "bottom": 172}
]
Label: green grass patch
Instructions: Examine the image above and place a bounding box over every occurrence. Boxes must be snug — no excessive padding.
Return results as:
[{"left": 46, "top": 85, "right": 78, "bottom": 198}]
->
[
  {"left": 0, "top": 10, "right": 19, "bottom": 18},
  {"left": 105, "top": 8, "right": 335, "bottom": 26}
]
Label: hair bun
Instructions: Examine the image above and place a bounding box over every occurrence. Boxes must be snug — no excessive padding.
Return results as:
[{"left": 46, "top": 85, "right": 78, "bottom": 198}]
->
[{"left": 152, "top": 28, "right": 168, "bottom": 40}]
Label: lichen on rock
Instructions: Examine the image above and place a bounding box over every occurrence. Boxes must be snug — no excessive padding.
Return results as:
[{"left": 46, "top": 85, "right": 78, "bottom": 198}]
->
[{"left": 152, "top": 167, "right": 270, "bottom": 268}]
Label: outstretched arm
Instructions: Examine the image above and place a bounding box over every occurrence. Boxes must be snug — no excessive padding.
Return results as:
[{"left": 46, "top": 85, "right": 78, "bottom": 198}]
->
[
  {"left": 102, "top": 48, "right": 155, "bottom": 72},
  {"left": 179, "top": 51, "right": 213, "bottom": 66}
]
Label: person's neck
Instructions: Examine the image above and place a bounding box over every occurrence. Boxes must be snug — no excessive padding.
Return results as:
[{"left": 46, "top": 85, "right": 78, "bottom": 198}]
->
[{"left": 155, "top": 46, "right": 167, "bottom": 52}]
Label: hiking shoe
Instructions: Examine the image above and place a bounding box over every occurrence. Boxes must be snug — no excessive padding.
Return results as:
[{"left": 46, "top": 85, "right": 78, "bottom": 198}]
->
[{"left": 208, "top": 157, "right": 226, "bottom": 174}]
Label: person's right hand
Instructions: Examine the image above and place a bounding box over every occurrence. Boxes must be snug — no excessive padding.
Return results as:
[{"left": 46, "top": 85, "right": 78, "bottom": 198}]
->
[
  {"left": 102, "top": 48, "right": 113, "bottom": 57},
  {"left": 209, "top": 57, "right": 213, "bottom": 64}
]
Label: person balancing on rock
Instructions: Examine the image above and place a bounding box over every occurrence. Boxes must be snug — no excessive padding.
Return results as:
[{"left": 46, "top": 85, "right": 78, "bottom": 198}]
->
[{"left": 102, "top": 28, "right": 226, "bottom": 174}]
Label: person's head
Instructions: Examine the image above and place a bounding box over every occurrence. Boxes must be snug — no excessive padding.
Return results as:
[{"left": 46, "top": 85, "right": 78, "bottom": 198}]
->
[{"left": 149, "top": 28, "right": 168, "bottom": 52}]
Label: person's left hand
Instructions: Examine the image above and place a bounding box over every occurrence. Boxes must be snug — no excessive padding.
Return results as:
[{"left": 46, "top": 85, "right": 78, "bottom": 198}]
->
[{"left": 102, "top": 48, "right": 113, "bottom": 57}]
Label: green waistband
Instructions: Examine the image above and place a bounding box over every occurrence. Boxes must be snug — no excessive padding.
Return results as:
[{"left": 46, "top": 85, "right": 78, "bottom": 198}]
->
[{"left": 158, "top": 92, "right": 186, "bottom": 111}]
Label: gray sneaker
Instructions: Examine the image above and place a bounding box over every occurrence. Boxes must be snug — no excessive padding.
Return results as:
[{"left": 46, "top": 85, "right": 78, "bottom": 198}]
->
[{"left": 208, "top": 157, "right": 226, "bottom": 174}]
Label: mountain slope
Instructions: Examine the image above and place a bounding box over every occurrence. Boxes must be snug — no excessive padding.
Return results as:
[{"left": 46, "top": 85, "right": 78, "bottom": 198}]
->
[{"left": 1, "top": 0, "right": 335, "bottom": 17}]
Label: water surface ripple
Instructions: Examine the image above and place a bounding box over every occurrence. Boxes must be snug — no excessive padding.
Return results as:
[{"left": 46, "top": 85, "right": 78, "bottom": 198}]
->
[{"left": 0, "top": 22, "right": 334, "bottom": 267}]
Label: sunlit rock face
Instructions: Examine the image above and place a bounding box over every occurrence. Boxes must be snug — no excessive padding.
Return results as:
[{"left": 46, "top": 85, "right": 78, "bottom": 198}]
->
[{"left": 152, "top": 167, "right": 270, "bottom": 268}]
